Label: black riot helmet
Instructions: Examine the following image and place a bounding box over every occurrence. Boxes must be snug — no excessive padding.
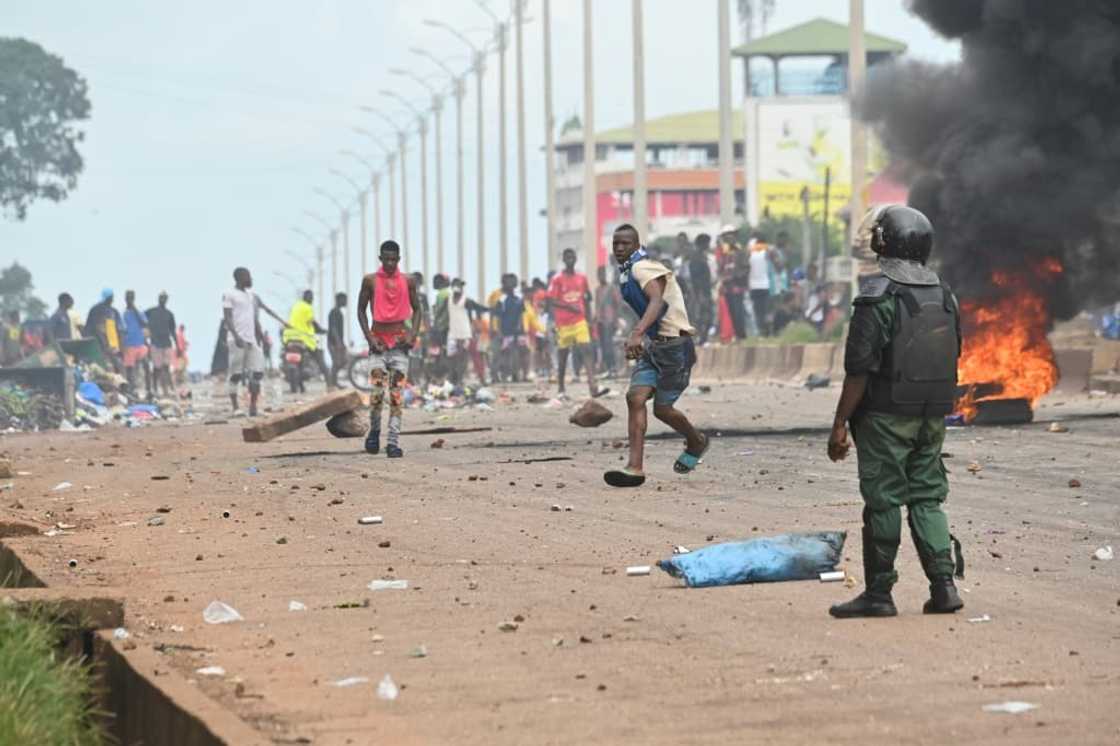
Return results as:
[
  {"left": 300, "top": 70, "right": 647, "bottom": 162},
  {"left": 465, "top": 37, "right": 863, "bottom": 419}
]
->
[{"left": 865, "top": 205, "right": 934, "bottom": 263}]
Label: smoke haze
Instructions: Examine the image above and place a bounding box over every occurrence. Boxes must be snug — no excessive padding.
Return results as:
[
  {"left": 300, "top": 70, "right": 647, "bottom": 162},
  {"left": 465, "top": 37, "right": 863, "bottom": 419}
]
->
[{"left": 861, "top": 0, "right": 1120, "bottom": 315}]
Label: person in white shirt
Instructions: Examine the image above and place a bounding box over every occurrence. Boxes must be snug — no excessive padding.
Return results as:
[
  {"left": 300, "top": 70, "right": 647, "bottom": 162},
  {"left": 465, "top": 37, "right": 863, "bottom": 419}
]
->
[
  {"left": 221, "top": 267, "right": 287, "bottom": 416},
  {"left": 748, "top": 236, "right": 774, "bottom": 336}
]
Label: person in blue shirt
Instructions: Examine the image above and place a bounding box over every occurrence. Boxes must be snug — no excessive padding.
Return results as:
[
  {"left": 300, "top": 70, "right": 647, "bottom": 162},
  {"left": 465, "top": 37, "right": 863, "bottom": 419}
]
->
[
  {"left": 121, "top": 290, "right": 150, "bottom": 397},
  {"left": 492, "top": 273, "right": 529, "bottom": 382}
]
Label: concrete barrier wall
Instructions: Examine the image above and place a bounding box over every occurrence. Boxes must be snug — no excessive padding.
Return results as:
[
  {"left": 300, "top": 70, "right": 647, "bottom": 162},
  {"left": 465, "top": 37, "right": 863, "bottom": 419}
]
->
[{"left": 686, "top": 342, "right": 1108, "bottom": 388}]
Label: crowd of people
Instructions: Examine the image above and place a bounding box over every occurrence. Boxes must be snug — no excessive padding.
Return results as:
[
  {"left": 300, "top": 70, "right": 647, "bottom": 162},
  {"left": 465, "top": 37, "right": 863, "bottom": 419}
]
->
[
  {"left": 654, "top": 225, "right": 850, "bottom": 345},
  {"left": 0, "top": 289, "right": 190, "bottom": 400},
  {"left": 208, "top": 224, "right": 852, "bottom": 407}
]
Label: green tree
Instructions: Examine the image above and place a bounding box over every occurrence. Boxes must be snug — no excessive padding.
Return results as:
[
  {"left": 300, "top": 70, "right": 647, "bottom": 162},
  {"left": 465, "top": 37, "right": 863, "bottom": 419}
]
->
[
  {"left": 0, "top": 263, "right": 48, "bottom": 319},
  {"left": 0, "top": 38, "right": 91, "bottom": 220}
]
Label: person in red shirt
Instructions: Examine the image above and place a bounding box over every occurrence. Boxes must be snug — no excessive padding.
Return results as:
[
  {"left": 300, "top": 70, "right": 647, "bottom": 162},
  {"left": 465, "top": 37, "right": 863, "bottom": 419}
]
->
[{"left": 547, "top": 248, "right": 608, "bottom": 399}]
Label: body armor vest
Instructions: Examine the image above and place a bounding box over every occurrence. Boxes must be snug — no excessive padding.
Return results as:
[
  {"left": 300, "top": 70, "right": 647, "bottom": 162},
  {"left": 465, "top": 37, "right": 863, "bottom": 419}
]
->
[{"left": 866, "top": 281, "right": 960, "bottom": 417}]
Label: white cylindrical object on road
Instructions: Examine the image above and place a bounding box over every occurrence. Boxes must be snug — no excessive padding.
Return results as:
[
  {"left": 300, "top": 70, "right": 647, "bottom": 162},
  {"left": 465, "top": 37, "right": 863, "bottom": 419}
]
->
[
  {"left": 358, "top": 516, "right": 384, "bottom": 525},
  {"left": 626, "top": 565, "right": 651, "bottom": 576},
  {"left": 819, "top": 571, "right": 845, "bottom": 583}
]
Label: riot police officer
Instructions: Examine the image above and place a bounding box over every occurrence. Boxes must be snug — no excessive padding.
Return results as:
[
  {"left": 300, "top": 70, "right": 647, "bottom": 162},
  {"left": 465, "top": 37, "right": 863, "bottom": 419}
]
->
[{"left": 827, "top": 205, "right": 964, "bottom": 618}]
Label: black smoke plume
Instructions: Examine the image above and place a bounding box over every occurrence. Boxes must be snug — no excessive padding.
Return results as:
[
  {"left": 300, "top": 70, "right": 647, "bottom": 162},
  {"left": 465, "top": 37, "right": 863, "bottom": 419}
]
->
[{"left": 860, "top": 0, "right": 1120, "bottom": 315}]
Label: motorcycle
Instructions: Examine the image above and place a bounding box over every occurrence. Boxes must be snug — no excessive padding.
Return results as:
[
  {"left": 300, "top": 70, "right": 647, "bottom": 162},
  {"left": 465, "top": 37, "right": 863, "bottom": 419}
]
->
[{"left": 281, "top": 341, "right": 318, "bottom": 393}]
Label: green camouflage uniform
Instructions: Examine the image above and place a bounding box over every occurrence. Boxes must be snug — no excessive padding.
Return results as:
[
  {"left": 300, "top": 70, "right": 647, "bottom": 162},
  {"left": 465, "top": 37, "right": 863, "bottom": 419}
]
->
[{"left": 846, "top": 291, "right": 958, "bottom": 595}]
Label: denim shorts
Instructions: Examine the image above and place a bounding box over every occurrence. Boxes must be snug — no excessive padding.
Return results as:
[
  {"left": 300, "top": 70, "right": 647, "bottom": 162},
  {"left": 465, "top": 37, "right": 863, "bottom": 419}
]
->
[{"left": 629, "top": 336, "right": 696, "bottom": 406}]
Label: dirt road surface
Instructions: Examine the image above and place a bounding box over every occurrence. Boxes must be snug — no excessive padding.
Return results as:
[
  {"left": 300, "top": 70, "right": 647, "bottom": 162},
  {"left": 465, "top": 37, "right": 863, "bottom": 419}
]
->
[{"left": 2, "top": 382, "right": 1118, "bottom": 744}]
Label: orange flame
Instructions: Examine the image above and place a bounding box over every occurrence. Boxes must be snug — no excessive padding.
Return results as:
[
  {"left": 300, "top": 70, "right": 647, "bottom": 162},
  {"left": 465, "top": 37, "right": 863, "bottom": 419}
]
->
[{"left": 956, "top": 259, "right": 1062, "bottom": 421}]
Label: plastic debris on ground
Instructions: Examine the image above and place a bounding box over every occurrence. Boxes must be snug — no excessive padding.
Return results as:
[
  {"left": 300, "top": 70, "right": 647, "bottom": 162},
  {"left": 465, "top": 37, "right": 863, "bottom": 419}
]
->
[
  {"left": 377, "top": 674, "right": 400, "bottom": 701},
  {"left": 202, "top": 601, "right": 244, "bottom": 624},
  {"left": 288, "top": 600, "right": 307, "bottom": 611},
  {"left": 658, "top": 532, "right": 847, "bottom": 588},
  {"left": 112, "top": 627, "right": 130, "bottom": 640},
  {"left": 52, "top": 481, "right": 73, "bottom": 492},
  {"left": 196, "top": 666, "right": 226, "bottom": 677},
  {"left": 333, "top": 676, "right": 370, "bottom": 688},
  {"left": 982, "top": 701, "right": 1038, "bottom": 714},
  {"left": 1092, "top": 546, "right": 1113, "bottom": 561},
  {"left": 368, "top": 579, "right": 408, "bottom": 591}
]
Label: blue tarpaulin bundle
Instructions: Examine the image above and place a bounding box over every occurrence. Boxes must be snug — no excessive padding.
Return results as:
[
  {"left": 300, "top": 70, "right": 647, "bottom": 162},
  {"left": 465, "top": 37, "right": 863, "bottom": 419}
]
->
[{"left": 657, "top": 532, "right": 847, "bottom": 588}]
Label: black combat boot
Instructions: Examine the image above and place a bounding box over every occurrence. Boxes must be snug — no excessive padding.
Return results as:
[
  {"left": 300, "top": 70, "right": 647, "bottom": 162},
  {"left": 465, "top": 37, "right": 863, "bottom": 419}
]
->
[
  {"left": 829, "top": 591, "right": 898, "bottom": 618},
  {"left": 922, "top": 576, "right": 964, "bottom": 614},
  {"left": 830, "top": 525, "right": 900, "bottom": 619}
]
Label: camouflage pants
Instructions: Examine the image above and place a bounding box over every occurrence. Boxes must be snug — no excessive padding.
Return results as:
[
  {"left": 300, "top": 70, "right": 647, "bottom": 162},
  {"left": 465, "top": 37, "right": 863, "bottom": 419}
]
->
[{"left": 852, "top": 413, "right": 956, "bottom": 594}]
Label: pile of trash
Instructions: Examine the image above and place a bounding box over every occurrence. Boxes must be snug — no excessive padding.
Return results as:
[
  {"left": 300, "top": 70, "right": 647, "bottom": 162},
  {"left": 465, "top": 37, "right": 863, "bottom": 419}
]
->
[
  {"left": 403, "top": 382, "right": 506, "bottom": 413},
  {"left": 0, "top": 383, "right": 66, "bottom": 432},
  {"left": 71, "top": 365, "right": 188, "bottom": 430}
]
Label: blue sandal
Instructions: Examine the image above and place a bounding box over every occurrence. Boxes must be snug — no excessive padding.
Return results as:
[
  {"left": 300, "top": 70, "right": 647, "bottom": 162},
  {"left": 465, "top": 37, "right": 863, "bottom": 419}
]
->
[{"left": 673, "top": 434, "right": 710, "bottom": 474}]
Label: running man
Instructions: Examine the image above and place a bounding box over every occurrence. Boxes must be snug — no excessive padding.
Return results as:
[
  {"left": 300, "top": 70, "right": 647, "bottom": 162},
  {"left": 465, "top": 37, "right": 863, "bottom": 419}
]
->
[
  {"left": 222, "top": 267, "right": 287, "bottom": 417},
  {"left": 547, "top": 249, "right": 607, "bottom": 398},
  {"left": 604, "top": 224, "right": 708, "bottom": 488},
  {"left": 357, "top": 240, "right": 422, "bottom": 458}
]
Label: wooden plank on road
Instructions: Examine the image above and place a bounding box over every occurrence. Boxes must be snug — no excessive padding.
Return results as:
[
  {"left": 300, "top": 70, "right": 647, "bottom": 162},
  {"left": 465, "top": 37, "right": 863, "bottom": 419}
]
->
[{"left": 242, "top": 390, "right": 364, "bottom": 443}]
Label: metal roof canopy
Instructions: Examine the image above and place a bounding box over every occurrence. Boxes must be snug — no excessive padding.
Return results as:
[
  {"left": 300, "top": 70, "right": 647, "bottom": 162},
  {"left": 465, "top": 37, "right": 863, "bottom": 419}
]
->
[
  {"left": 732, "top": 17, "right": 906, "bottom": 58},
  {"left": 558, "top": 109, "right": 744, "bottom": 148}
]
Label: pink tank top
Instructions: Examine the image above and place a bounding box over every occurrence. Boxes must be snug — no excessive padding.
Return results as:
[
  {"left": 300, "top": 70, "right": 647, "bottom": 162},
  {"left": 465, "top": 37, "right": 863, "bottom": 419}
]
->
[{"left": 373, "top": 269, "right": 413, "bottom": 324}]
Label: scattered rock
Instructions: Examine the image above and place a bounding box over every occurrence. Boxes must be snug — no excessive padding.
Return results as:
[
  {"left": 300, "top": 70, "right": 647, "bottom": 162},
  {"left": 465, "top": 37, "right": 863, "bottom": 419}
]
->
[
  {"left": 430, "top": 438, "right": 446, "bottom": 449},
  {"left": 569, "top": 400, "right": 613, "bottom": 428},
  {"left": 326, "top": 410, "right": 368, "bottom": 438},
  {"left": 329, "top": 497, "right": 345, "bottom": 506},
  {"left": 967, "top": 463, "right": 983, "bottom": 474},
  {"left": 150, "top": 475, "right": 170, "bottom": 481},
  {"left": 147, "top": 516, "right": 165, "bottom": 527},
  {"left": 409, "top": 644, "right": 428, "bottom": 658},
  {"left": 1047, "top": 422, "right": 1069, "bottom": 433},
  {"left": 1068, "top": 478, "right": 1081, "bottom": 488},
  {"left": 498, "top": 621, "right": 519, "bottom": 632},
  {"left": 276, "top": 537, "right": 288, "bottom": 545},
  {"left": 378, "top": 540, "right": 391, "bottom": 548}
]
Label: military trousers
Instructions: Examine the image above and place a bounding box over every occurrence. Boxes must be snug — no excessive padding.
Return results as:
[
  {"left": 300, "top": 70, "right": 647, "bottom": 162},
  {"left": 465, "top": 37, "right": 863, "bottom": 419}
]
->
[{"left": 851, "top": 412, "right": 956, "bottom": 595}]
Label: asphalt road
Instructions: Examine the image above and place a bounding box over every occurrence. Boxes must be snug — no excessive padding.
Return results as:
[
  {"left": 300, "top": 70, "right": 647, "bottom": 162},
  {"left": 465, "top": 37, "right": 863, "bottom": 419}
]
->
[{"left": 2, "top": 380, "right": 1118, "bottom": 744}]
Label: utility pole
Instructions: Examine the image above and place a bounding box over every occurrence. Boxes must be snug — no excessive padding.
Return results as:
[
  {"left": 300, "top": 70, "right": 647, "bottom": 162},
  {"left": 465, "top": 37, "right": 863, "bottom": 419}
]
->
[
  {"left": 718, "top": 0, "right": 735, "bottom": 227},
  {"left": 371, "top": 173, "right": 380, "bottom": 273},
  {"left": 632, "top": 0, "right": 648, "bottom": 238},
  {"left": 455, "top": 77, "right": 465, "bottom": 282},
  {"left": 476, "top": 52, "right": 487, "bottom": 299},
  {"left": 433, "top": 94, "right": 444, "bottom": 275},
  {"left": 418, "top": 119, "right": 430, "bottom": 281},
  {"left": 329, "top": 229, "right": 339, "bottom": 297},
  {"left": 398, "top": 132, "right": 409, "bottom": 272},
  {"left": 515, "top": 0, "right": 529, "bottom": 280},
  {"left": 493, "top": 15, "right": 509, "bottom": 278},
  {"left": 849, "top": 0, "right": 868, "bottom": 295},
  {"left": 543, "top": 0, "right": 557, "bottom": 264},
  {"left": 581, "top": 0, "right": 597, "bottom": 267}
]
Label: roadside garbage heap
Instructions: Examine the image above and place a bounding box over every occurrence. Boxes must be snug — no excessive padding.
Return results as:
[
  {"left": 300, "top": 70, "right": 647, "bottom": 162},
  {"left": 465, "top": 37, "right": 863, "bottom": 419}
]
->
[
  {"left": 70, "top": 363, "right": 189, "bottom": 430},
  {"left": 403, "top": 382, "right": 506, "bottom": 412},
  {"left": 0, "top": 383, "right": 66, "bottom": 432}
]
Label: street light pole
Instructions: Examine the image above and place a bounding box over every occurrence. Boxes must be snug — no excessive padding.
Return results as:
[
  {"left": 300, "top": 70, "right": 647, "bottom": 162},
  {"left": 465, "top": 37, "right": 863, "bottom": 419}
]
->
[
  {"left": 632, "top": 0, "right": 648, "bottom": 238},
  {"left": 514, "top": 0, "right": 529, "bottom": 280},
  {"left": 410, "top": 50, "right": 470, "bottom": 281},
  {"left": 423, "top": 20, "right": 487, "bottom": 298},
  {"left": 300, "top": 214, "right": 334, "bottom": 320},
  {"left": 543, "top": 0, "right": 557, "bottom": 264},
  {"left": 381, "top": 91, "right": 431, "bottom": 280},
  {"left": 718, "top": 0, "right": 735, "bottom": 227},
  {"left": 352, "top": 128, "right": 397, "bottom": 241},
  {"left": 338, "top": 150, "right": 382, "bottom": 277},
  {"left": 582, "top": 0, "right": 597, "bottom": 267}
]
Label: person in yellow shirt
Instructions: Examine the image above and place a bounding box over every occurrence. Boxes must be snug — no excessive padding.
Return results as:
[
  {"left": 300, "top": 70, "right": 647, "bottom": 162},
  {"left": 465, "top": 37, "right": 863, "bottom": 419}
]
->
[{"left": 281, "top": 290, "right": 331, "bottom": 387}]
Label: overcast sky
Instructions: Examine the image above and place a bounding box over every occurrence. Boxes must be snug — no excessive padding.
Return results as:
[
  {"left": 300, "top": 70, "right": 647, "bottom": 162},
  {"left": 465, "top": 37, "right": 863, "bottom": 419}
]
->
[{"left": 1, "top": 0, "right": 958, "bottom": 363}]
